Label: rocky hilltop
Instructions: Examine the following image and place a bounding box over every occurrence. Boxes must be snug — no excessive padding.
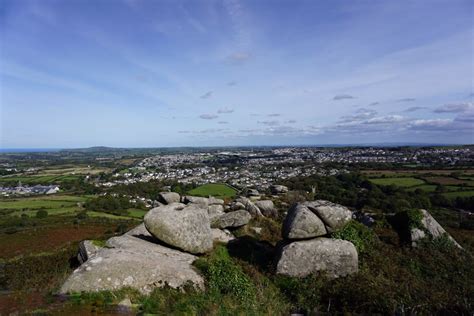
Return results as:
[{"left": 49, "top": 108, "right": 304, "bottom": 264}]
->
[{"left": 60, "top": 187, "right": 462, "bottom": 297}]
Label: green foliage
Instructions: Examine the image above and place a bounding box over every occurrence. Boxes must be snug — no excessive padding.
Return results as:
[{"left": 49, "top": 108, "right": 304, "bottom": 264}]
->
[
  {"left": 332, "top": 220, "right": 376, "bottom": 254},
  {"left": 91, "top": 239, "right": 106, "bottom": 247},
  {"left": 194, "top": 245, "right": 256, "bottom": 305},
  {"left": 406, "top": 209, "right": 423, "bottom": 230},
  {"left": 35, "top": 209, "right": 48, "bottom": 219},
  {"left": 187, "top": 183, "right": 237, "bottom": 199},
  {"left": 274, "top": 274, "right": 326, "bottom": 313}
]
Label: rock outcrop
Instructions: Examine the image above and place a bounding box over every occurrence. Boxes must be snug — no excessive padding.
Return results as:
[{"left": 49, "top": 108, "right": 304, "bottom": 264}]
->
[
  {"left": 275, "top": 238, "right": 358, "bottom": 278},
  {"left": 211, "top": 210, "right": 251, "bottom": 229},
  {"left": 158, "top": 192, "right": 181, "bottom": 205},
  {"left": 144, "top": 203, "right": 213, "bottom": 254},
  {"left": 211, "top": 228, "right": 236, "bottom": 244},
  {"left": 255, "top": 200, "right": 277, "bottom": 217},
  {"left": 276, "top": 200, "right": 358, "bottom": 278},
  {"left": 270, "top": 185, "right": 288, "bottom": 195},
  {"left": 282, "top": 203, "right": 327, "bottom": 239},
  {"left": 208, "top": 204, "right": 225, "bottom": 222},
  {"left": 60, "top": 224, "right": 204, "bottom": 294},
  {"left": 184, "top": 196, "right": 209, "bottom": 208},
  {"left": 410, "top": 209, "right": 462, "bottom": 249}
]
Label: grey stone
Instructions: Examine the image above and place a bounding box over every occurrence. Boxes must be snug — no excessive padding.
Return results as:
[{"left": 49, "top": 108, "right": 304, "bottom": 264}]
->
[
  {"left": 304, "top": 200, "right": 352, "bottom": 233},
  {"left": 144, "top": 203, "right": 213, "bottom": 254},
  {"left": 208, "top": 197, "right": 224, "bottom": 205},
  {"left": 60, "top": 224, "right": 204, "bottom": 294},
  {"left": 211, "top": 228, "right": 235, "bottom": 244},
  {"left": 255, "top": 200, "right": 277, "bottom": 217},
  {"left": 234, "top": 196, "right": 263, "bottom": 217},
  {"left": 276, "top": 238, "right": 358, "bottom": 278},
  {"left": 282, "top": 203, "right": 327, "bottom": 239},
  {"left": 212, "top": 210, "right": 251, "bottom": 229},
  {"left": 184, "top": 196, "right": 209, "bottom": 208},
  {"left": 270, "top": 185, "right": 288, "bottom": 194},
  {"left": 208, "top": 204, "right": 225, "bottom": 222},
  {"left": 158, "top": 192, "right": 181, "bottom": 205},
  {"left": 77, "top": 240, "right": 102, "bottom": 264},
  {"left": 411, "top": 209, "right": 462, "bottom": 248},
  {"left": 230, "top": 201, "right": 246, "bottom": 211}
]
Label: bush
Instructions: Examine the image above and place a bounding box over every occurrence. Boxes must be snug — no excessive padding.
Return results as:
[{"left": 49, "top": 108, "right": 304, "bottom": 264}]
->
[
  {"left": 406, "top": 209, "right": 423, "bottom": 230},
  {"left": 36, "top": 210, "right": 48, "bottom": 219},
  {"left": 332, "top": 220, "right": 376, "bottom": 254},
  {"left": 194, "top": 246, "right": 256, "bottom": 305}
]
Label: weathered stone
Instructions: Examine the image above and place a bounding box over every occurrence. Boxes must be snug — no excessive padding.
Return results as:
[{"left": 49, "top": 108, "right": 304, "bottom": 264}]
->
[
  {"left": 411, "top": 209, "right": 462, "bottom": 248},
  {"left": 208, "top": 204, "right": 225, "bottom": 222},
  {"left": 234, "top": 196, "right": 263, "bottom": 217},
  {"left": 282, "top": 203, "right": 327, "bottom": 239},
  {"left": 158, "top": 192, "right": 181, "bottom": 205},
  {"left": 276, "top": 238, "right": 358, "bottom": 278},
  {"left": 247, "top": 189, "right": 260, "bottom": 197},
  {"left": 255, "top": 200, "right": 277, "bottom": 217},
  {"left": 304, "top": 200, "right": 352, "bottom": 233},
  {"left": 184, "top": 196, "right": 209, "bottom": 208},
  {"left": 270, "top": 185, "right": 288, "bottom": 194},
  {"left": 230, "top": 201, "right": 246, "bottom": 211},
  {"left": 212, "top": 210, "right": 251, "bottom": 229},
  {"left": 208, "top": 197, "right": 224, "bottom": 205},
  {"left": 60, "top": 225, "right": 204, "bottom": 294},
  {"left": 144, "top": 203, "right": 213, "bottom": 254},
  {"left": 77, "top": 240, "right": 102, "bottom": 264},
  {"left": 211, "top": 228, "right": 235, "bottom": 244}
]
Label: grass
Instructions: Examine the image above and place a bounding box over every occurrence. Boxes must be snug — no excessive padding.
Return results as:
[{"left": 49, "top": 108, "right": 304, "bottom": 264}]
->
[
  {"left": 0, "top": 175, "right": 81, "bottom": 185},
  {"left": 423, "top": 176, "right": 474, "bottom": 186},
  {"left": 187, "top": 183, "right": 237, "bottom": 199},
  {"left": 443, "top": 191, "right": 474, "bottom": 199},
  {"left": 369, "top": 177, "right": 425, "bottom": 187}
]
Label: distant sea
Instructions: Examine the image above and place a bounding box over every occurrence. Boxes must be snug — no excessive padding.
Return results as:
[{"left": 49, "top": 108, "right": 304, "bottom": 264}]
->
[{"left": 0, "top": 148, "right": 62, "bottom": 153}]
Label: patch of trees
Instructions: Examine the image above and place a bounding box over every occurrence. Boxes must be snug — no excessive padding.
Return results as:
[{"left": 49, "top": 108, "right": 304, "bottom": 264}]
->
[{"left": 84, "top": 195, "right": 135, "bottom": 216}]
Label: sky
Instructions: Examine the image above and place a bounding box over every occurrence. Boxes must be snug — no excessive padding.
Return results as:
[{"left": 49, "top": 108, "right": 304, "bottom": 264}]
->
[{"left": 0, "top": 0, "right": 473, "bottom": 148}]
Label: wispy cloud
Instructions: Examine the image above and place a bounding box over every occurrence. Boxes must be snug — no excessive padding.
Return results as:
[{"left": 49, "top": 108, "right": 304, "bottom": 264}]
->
[
  {"left": 285, "top": 120, "right": 297, "bottom": 124},
  {"left": 397, "top": 98, "right": 416, "bottom": 102},
  {"left": 333, "top": 94, "right": 355, "bottom": 100},
  {"left": 218, "top": 121, "right": 229, "bottom": 124},
  {"left": 404, "top": 106, "right": 427, "bottom": 112},
  {"left": 258, "top": 120, "right": 279, "bottom": 126},
  {"left": 268, "top": 113, "right": 280, "bottom": 117},
  {"left": 200, "top": 91, "right": 213, "bottom": 99},
  {"left": 199, "top": 114, "right": 218, "bottom": 120},
  {"left": 368, "top": 102, "right": 379, "bottom": 106},
  {"left": 217, "top": 107, "right": 234, "bottom": 114},
  {"left": 433, "top": 102, "right": 472, "bottom": 113},
  {"left": 227, "top": 52, "right": 251, "bottom": 63},
  {"left": 227, "top": 81, "right": 237, "bottom": 86}
]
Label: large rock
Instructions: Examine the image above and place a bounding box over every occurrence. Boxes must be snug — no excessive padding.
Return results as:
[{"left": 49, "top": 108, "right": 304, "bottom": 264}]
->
[
  {"left": 144, "top": 203, "right": 213, "bottom": 254},
  {"left": 276, "top": 238, "right": 358, "bottom": 278},
  {"left": 282, "top": 203, "right": 327, "bottom": 239},
  {"left": 270, "top": 185, "right": 288, "bottom": 195},
  {"left": 234, "top": 196, "right": 263, "bottom": 217},
  {"left": 60, "top": 224, "right": 204, "bottom": 294},
  {"left": 158, "top": 192, "right": 181, "bottom": 205},
  {"left": 303, "top": 200, "right": 352, "bottom": 233},
  {"left": 255, "top": 200, "right": 277, "bottom": 217},
  {"left": 212, "top": 210, "right": 251, "bottom": 229},
  {"left": 411, "top": 209, "right": 462, "bottom": 248},
  {"left": 208, "top": 204, "right": 225, "bottom": 222},
  {"left": 184, "top": 196, "right": 209, "bottom": 208}
]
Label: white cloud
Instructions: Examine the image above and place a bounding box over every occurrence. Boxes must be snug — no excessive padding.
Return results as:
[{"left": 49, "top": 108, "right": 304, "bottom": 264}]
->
[{"left": 199, "top": 114, "right": 218, "bottom": 119}]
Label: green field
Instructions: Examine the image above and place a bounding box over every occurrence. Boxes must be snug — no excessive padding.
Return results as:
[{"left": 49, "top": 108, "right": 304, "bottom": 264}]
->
[
  {"left": 0, "top": 195, "right": 146, "bottom": 219},
  {"left": 443, "top": 191, "right": 474, "bottom": 199},
  {"left": 369, "top": 177, "right": 425, "bottom": 187},
  {"left": 0, "top": 175, "right": 81, "bottom": 185},
  {"left": 187, "top": 183, "right": 237, "bottom": 199},
  {"left": 406, "top": 184, "right": 438, "bottom": 192}
]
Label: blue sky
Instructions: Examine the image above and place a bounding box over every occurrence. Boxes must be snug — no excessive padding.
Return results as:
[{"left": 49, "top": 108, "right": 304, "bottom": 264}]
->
[{"left": 0, "top": 0, "right": 473, "bottom": 148}]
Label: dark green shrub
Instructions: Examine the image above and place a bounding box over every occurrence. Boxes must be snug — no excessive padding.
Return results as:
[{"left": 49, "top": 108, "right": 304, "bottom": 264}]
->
[
  {"left": 406, "top": 209, "right": 423, "bottom": 230},
  {"left": 194, "top": 245, "right": 256, "bottom": 305},
  {"left": 332, "top": 220, "right": 376, "bottom": 254},
  {"left": 36, "top": 210, "right": 48, "bottom": 219}
]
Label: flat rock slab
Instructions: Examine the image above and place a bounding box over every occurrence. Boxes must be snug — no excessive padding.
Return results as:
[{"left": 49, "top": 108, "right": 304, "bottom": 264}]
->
[
  {"left": 60, "top": 224, "right": 204, "bottom": 294},
  {"left": 212, "top": 210, "right": 251, "bottom": 229},
  {"left": 276, "top": 238, "right": 358, "bottom": 278},
  {"left": 303, "top": 200, "right": 352, "bottom": 233},
  {"left": 411, "top": 209, "right": 462, "bottom": 249}
]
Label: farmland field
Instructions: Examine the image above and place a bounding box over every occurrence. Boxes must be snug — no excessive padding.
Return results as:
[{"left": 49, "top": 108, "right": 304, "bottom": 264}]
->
[
  {"left": 187, "top": 183, "right": 237, "bottom": 199},
  {"left": 369, "top": 177, "right": 425, "bottom": 187},
  {"left": 423, "top": 176, "right": 474, "bottom": 186},
  {"left": 0, "top": 174, "right": 81, "bottom": 184},
  {"left": 443, "top": 191, "right": 474, "bottom": 199}
]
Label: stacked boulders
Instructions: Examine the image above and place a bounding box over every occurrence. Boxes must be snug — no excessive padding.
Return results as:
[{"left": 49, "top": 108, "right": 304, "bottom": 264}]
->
[
  {"left": 270, "top": 184, "right": 288, "bottom": 195},
  {"left": 228, "top": 196, "right": 278, "bottom": 218},
  {"left": 275, "top": 200, "right": 359, "bottom": 278},
  {"left": 60, "top": 192, "right": 243, "bottom": 295}
]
